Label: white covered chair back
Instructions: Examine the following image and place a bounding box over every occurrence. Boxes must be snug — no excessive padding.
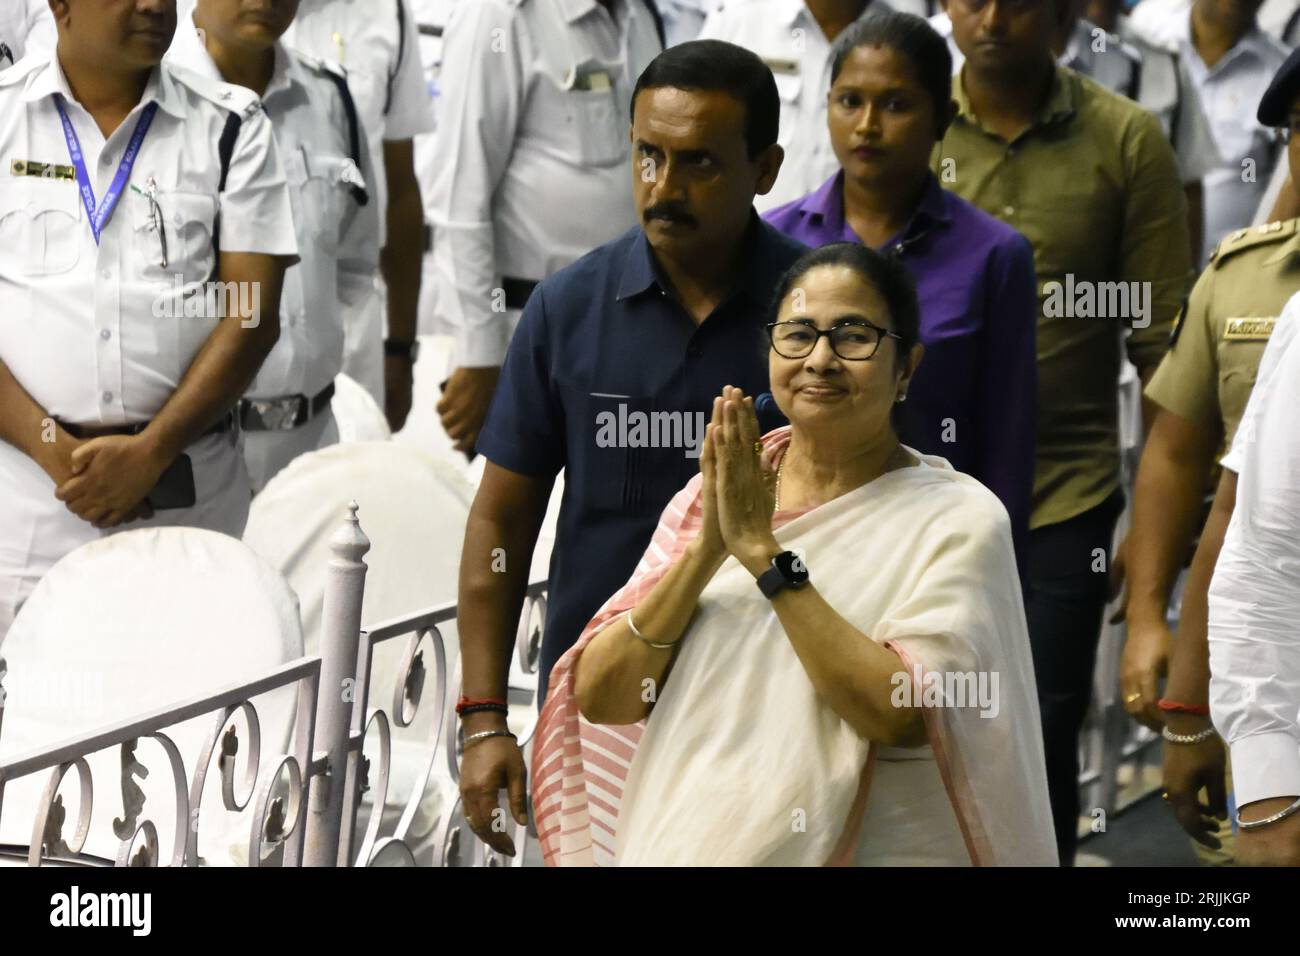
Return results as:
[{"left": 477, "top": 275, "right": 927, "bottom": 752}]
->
[
  {"left": 243, "top": 441, "right": 499, "bottom": 864},
  {"left": 333, "top": 372, "right": 392, "bottom": 444},
  {"left": 0, "top": 528, "right": 303, "bottom": 865}
]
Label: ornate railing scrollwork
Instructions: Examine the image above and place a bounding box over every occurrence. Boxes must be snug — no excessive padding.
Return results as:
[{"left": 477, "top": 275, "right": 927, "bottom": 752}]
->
[{"left": 28, "top": 757, "right": 92, "bottom": 866}]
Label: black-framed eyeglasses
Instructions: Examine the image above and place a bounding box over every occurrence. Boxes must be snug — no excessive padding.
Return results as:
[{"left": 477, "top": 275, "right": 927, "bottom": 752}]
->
[{"left": 767, "top": 319, "right": 902, "bottom": 361}]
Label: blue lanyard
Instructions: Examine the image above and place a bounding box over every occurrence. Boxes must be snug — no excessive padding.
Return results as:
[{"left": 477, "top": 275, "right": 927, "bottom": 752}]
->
[{"left": 54, "top": 95, "right": 158, "bottom": 244}]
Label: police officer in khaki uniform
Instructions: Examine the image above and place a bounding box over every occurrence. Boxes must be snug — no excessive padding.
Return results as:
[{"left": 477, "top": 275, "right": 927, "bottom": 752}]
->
[{"left": 1122, "top": 45, "right": 1300, "bottom": 866}]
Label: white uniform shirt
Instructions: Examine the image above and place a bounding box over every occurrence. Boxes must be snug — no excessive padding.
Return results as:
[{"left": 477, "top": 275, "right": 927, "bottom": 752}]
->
[
  {"left": 0, "top": 0, "right": 54, "bottom": 69},
  {"left": 658, "top": 0, "right": 708, "bottom": 45},
  {"left": 886, "top": 0, "right": 938, "bottom": 16},
  {"left": 1128, "top": 7, "right": 1288, "bottom": 263},
  {"left": 1135, "top": 0, "right": 1300, "bottom": 49},
  {"left": 412, "top": 0, "right": 453, "bottom": 224},
  {"left": 1208, "top": 293, "right": 1300, "bottom": 809},
  {"left": 699, "top": 0, "right": 892, "bottom": 212},
  {"left": 284, "top": 0, "right": 436, "bottom": 244},
  {"left": 168, "top": 20, "right": 380, "bottom": 402},
  {"left": 427, "top": 0, "right": 662, "bottom": 368},
  {"left": 0, "top": 52, "right": 297, "bottom": 427}
]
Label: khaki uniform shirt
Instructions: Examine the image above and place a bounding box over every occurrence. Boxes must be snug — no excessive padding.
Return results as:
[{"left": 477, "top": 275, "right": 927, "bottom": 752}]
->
[
  {"left": 1147, "top": 219, "right": 1300, "bottom": 449},
  {"left": 933, "top": 65, "right": 1193, "bottom": 529}
]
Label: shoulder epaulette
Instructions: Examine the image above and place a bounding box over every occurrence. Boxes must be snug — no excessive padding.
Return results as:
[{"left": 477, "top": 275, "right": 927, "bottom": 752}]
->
[
  {"left": 170, "top": 65, "right": 263, "bottom": 119},
  {"left": 1209, "top": 219, "right": 1300, "bottom": 268},
  {"left": 303, "top": 56, "right": 369, "bottom": 206}
]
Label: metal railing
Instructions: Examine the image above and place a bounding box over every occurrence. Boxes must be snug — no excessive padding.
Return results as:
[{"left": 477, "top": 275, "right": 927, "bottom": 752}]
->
[{"left": 0, "top": 502, "right": 546, "bottom": 867}]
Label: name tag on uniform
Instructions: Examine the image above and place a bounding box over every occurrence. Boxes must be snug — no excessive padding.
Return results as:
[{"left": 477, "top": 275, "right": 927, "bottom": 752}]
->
[
  {"left": 10, "top": 159, "right": 76, "bottom": 181},
  {"left": 1223, "top": 317, "right": 1275, "bottom": 340},
  {"left": 763, "top": 57, "right": 799, "bottom": 76},
  {"left": 565, "top": 66, "right": 612, "bottom": 92}
]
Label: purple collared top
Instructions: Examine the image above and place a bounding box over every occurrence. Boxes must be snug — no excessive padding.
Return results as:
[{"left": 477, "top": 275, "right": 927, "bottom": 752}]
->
[{"left": 764, "top": 171, "right": 1039, "bottom": 563}]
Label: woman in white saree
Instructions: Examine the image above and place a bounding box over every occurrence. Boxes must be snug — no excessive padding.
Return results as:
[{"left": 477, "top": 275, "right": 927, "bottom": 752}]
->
[{"left": 531, "top": 243, "right": 1057, "bottom": 866}]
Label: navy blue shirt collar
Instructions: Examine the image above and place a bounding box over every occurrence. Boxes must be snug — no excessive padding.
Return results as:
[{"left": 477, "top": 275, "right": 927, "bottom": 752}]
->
[{"left": 615, "top": 210, "right": 792, "bottom": 305}]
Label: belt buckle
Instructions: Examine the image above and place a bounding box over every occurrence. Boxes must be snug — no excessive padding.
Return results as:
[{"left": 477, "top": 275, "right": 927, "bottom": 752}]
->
[{"left": 246, "top": 397, "right": 299, "bottom": 432}]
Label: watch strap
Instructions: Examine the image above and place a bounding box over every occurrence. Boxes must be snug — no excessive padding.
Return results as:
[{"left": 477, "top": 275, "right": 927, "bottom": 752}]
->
[{"left": 384, "top": 339, "right": 419, "bottom": 361}]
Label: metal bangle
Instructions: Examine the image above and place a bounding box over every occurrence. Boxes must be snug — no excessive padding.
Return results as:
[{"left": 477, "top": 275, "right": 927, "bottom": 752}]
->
[
  {"left": 626, "top": 610, "right": 676, "bottom": 650},
  {"left": 462, "top": 729, "right": 516, "bottom": 749},
  {"left": 1237, "top": 794, "right": 1300, "bottom": 831},
  {"left": 1161, "top": 724, "right": 1217, "bottom": 745}
]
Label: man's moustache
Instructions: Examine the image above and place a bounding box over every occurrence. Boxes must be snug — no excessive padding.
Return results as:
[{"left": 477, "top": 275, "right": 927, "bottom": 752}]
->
[{"left": 645, "top": 208, "right": 696, "bottom": 226}]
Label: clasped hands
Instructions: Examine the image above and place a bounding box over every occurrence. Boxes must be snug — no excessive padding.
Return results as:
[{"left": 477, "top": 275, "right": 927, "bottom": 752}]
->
[
  {"left": 694, "top": 385, "right": 782, "bottom": 577},
  {"left": 47, "top": 432, "right": 166, "bottom": 529}
]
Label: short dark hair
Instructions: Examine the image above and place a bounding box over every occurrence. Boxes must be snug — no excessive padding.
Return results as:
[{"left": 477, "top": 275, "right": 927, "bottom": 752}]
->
[
  {"left": 630, "top": 39, "right": 780, "bottom": 159},
  {"left": 828, "top": 10, "right": 954, "bottom": 140},
  {"left": 767, "top": 243, "right": 921, "bottom": 358}
]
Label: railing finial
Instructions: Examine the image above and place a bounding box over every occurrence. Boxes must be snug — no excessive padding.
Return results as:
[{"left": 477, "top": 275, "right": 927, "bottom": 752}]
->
[{"left": 329, "top": 500, "right": 371, "bottom": 569}]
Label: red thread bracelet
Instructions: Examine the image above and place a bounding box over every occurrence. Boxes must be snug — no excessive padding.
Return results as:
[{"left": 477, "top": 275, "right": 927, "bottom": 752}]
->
[
  {"left": 1157, "top": 698, "right": 1210, "bottom": 716},
  {"left": 456, "top": 695, "right": 507, "bottom": 715}
]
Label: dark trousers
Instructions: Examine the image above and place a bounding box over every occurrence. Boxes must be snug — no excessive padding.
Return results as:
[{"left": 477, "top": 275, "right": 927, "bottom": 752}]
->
[{"left": 1025, "top": 490, "right": 1125, "bottom": 867}]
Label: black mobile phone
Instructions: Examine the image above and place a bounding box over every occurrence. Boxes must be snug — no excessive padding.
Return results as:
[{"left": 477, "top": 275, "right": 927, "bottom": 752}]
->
[{"left": 147, "top": 454, "right": 197, "bottom": 510}]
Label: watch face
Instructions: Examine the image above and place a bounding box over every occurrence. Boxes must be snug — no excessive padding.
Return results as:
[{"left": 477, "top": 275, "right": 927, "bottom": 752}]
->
[{"left": 774, "top": 551, "right": 809, "bottom": 585}]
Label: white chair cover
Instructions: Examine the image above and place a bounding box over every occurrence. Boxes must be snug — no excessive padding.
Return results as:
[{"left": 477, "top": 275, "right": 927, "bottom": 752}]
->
[
  {"left": 0, "top": 529, "right": 303, "bottom": 866},
  {"left": 393, "top": 334, "right": 472, "bottom": 477},
  {"left": 332, "top": 372, "right": 392, "bottom": 444},
  {"left": 244, "top": 441, "right": 503, "bottom": 865}
]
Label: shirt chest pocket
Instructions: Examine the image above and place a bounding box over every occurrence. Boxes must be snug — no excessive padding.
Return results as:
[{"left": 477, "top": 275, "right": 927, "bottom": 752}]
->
[
  {"left": 0, "top": 180, "right": 82, "bottom": 277},
  {"left": 1216, "top": 335, "right": 1269, "bottom": 429},
  {"left": 132, "top": 189, "right": 217, "bottom": 284},
  {"left": 535, "top": 68, "right": 626, "bottom": 168},
  {"left": 571, "top": 387, "right": 659, "bottom": 513},
  {"left": 285, "top": 154, "right": 347, "bottom": 258}
]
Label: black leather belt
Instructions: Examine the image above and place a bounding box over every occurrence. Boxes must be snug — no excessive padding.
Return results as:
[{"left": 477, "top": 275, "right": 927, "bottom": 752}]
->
[
  {"left": 58, "top": 410, "right": 236, "bottom": 441},
  {"left": 502, "top": 276, "right": 539, "bottom": 311},
  {"left": 239, "top": 382, "right": 336, "bottom": 432}
]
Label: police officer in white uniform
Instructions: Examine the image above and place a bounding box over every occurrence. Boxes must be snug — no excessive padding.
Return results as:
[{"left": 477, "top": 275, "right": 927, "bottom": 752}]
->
[
  {"left": 169, "top": 1, "right": 380, "bottom": 494},
  {"left": 0, "top": 0, "right": 297, "bottom": 637},
  {"left": 412, "top": 0, "right": 452, "bottom": 339},
  {"left": 283, "top": 0, "right": 435, "bottom": 432},
  {"left": 0, "top": 0, "right": 55, "bottom": 69},
  {"left": 698, "top": 0, "right": 891, "bottom": 211},
  {"left": 427, "top": 0, "right": 664, "bottom": 454},
  {"left": 1129, "top": 0, "right": 1289, "bottom": 264}
]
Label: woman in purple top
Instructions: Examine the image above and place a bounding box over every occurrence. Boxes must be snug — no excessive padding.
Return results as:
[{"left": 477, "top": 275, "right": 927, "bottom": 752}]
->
[{"left": 764, "top": 9, "right": 1038, "bottom": 565}]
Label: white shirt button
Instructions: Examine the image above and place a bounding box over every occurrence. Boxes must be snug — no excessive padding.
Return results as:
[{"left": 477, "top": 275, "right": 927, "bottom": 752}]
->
[
  {"left": 100, "top": 268, "right": 112, "bottom": 280},
  {"left": 101, "top": 391, "right": 113, "bottom": 403},
  {"left": 99, "top": 329, "right": 111, "bottom": 341}
]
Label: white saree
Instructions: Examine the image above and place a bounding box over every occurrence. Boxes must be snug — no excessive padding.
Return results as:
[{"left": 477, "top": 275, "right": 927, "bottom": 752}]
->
[{"left": 533, "top": 428, "right": 1058, "bottom": 866}]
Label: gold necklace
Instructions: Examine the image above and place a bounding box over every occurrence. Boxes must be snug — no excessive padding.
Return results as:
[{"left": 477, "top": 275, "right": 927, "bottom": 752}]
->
[
  {"left": 775, "top": 450, "right": 787, "bottom": 511},
  {"left": 777, "top": 443, "right": 907, "bottom": 511}
]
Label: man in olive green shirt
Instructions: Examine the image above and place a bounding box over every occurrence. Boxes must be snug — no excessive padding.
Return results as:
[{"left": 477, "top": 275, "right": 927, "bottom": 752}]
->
[
  {"left": 1123, "top": 59, "right": 1300, "bottom": 866},
  {"left": 935, "top": 0, "right": 1193, "bottom": 865}
]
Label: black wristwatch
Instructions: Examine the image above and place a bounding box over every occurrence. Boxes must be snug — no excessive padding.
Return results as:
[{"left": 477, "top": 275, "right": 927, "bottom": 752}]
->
[
  {"left": 756, "top": 550, "right": 810, "bottom": 598},
  {"left": 384, "top": 338, "right": 420, "bottom": 362}
]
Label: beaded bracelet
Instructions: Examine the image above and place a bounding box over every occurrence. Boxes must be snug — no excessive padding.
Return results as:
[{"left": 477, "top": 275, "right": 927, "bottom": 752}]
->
[
  {"left": 456, "top": 695, "right": 507, "bottom": 716},
  {"left": 1161, "top": 724, "right": 1217, "bottom": 745},
  {"left": 457, "top": 702, "right": 508, "bottom": 719}
]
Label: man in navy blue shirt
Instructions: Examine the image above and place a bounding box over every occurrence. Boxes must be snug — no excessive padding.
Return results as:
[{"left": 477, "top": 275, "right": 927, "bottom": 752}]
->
[{"left": 455, "top": 39, "right": 807, "bottom": 857}]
